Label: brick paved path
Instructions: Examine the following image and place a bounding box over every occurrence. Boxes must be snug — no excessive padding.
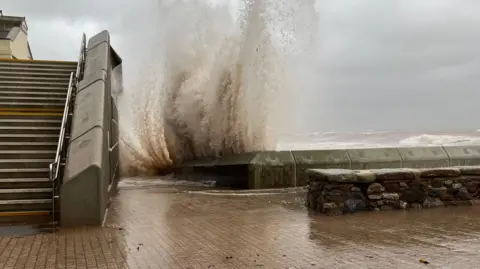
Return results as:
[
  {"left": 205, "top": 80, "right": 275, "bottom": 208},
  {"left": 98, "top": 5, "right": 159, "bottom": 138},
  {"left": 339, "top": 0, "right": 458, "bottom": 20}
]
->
[{"left": 1, "top": 178, "right": 480, "bottom": 268}]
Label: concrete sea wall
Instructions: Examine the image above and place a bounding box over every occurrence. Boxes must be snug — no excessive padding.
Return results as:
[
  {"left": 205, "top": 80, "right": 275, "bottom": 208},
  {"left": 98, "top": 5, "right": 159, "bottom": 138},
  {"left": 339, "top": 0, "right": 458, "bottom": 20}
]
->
[
  {"left": 60, "top": 30, "right": 122, "bottom": 227},
  {"left": 305, "top": 166, "right": 480, "bottom": 215},
  {"left": 176, "top": 145, "right": 480, "bottom": 189}
]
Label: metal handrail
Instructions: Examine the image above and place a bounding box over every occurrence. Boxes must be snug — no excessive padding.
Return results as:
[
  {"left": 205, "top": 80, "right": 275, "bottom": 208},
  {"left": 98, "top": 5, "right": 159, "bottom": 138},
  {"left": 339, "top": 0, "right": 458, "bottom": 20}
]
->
[
  {"left": 75, "top": 33, "right": 86, "bottom": 85},
  {"left": 50, "top": 72, "right": 73, "bottom": 181},
  {"left": 49, "top": 33, "right": 86, "bottom": 183},
  {"left": 108, "top": 130, "right": 119, "bottom": 152}
]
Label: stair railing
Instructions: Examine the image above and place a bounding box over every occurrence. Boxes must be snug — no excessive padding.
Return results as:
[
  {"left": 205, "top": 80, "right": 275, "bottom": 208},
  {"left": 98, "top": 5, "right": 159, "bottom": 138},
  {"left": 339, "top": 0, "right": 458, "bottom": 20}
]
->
[{"left": 49, "top": 33, "right": 86, "bottom": 227}]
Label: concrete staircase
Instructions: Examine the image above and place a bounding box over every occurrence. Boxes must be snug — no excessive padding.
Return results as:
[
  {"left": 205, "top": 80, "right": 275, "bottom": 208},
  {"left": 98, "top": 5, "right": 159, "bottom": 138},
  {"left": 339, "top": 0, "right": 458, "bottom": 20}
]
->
[{"left": 0, "top": 59, "right": 76, "bottom": 224}]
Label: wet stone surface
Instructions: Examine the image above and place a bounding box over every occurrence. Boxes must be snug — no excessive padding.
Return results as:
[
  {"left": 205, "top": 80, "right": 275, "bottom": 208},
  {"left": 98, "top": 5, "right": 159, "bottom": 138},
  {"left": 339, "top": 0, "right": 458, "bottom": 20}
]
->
[
  {"left": 0, "top": 177, "right": 480, "bottom": 268},
  {"left": 308, "top": 167, "right": 480, "bottom": 214}
]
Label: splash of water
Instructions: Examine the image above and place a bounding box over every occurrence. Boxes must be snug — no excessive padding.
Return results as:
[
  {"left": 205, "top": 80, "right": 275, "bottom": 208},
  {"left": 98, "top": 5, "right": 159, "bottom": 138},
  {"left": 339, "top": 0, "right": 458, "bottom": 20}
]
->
[{"left": 119, "top": 0, "right": 319, "bottom": 176}]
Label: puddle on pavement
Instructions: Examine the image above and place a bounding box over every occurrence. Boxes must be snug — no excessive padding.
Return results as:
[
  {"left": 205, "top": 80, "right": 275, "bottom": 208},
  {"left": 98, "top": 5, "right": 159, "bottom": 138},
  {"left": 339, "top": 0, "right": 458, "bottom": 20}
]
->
[
  {"left": 0, "top": 223, "right": 56, "bottom": 236},
  {"left": 119, "top": 175, "right": 214, "bottom": 189},
  {"left": 119, "top": 176, "right": 308, "bottom": 196},
  {"left": 187, "top": 187, "right": 306, "bottom": 196}
]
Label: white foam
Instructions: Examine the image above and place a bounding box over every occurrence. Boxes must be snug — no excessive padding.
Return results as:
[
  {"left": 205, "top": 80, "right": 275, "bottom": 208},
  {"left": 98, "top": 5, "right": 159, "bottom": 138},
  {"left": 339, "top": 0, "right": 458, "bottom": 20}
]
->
[
  {"left": 120, "top": 0, "right": 320, "bottom": 175},
  {"left": 276, "top": 141, "right": 384, "bottom": 150},
  {"left": 277, "top": 132, "right": 480, "bottom": 150},
  {"left": 399, "top": 134, "right": 480, "bottom": 146}
]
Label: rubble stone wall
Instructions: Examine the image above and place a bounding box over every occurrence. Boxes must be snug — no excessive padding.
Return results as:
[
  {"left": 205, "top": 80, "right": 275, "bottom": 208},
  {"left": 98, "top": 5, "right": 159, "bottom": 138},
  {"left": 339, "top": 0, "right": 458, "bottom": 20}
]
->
[{"left": 306, "top": 166, "right": 480, "bottom": 215}]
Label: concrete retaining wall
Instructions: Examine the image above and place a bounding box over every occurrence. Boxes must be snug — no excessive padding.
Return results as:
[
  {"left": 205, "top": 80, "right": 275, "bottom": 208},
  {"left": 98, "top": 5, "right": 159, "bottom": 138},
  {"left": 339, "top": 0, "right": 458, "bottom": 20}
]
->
[
  {"left": 60, "top": 30, "right": 122, "bottom": 227},
  {"left": 177, "top": 145, "right": 480, "bottom": 189}
]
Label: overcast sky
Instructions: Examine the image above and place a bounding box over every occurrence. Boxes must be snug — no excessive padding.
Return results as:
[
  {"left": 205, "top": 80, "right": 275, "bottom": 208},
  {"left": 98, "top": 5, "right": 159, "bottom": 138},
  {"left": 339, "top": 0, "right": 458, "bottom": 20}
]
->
[{"left": 3, "top": 0, "right": 480, "bottom": 133}]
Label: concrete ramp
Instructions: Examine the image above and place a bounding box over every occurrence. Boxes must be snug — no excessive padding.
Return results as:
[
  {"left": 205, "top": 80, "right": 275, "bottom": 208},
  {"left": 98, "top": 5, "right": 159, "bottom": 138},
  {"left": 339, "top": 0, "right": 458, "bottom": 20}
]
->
[{"left": 60, "top": 31, "right": 121, "bottom": 227}]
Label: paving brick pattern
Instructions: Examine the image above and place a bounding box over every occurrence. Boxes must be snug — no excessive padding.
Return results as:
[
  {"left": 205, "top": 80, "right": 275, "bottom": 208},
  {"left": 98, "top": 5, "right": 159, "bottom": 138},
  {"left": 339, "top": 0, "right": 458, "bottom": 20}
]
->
[{"left": 1, "top": 181, "right": 480, "bottom": 268}]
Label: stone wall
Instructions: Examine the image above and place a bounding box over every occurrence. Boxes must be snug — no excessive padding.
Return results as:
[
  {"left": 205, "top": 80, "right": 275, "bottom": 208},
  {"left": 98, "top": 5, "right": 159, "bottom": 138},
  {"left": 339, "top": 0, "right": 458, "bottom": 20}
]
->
[{"left": 306, "top": 166, "right": 480, "bottom": 215}]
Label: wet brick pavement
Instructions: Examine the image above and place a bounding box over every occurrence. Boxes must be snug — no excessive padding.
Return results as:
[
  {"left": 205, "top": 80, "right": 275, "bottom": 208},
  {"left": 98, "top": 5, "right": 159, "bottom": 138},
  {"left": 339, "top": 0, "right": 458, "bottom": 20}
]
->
[{"left": 1, "top": 178, "right": 480, "bottom": 268}]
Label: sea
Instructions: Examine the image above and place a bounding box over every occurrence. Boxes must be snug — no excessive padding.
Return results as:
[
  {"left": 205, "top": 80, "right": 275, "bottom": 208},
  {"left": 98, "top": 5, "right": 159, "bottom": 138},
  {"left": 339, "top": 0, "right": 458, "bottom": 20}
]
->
[{"left": 276, "top": 130, "right": 480, "bottom": 150}]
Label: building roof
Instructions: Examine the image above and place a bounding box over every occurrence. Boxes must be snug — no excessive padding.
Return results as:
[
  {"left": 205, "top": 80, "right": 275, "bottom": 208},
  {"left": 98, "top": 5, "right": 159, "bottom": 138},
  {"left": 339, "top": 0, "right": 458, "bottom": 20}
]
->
[
  {"left": 0, "top": 12, "right": 32, "bottom": 59},
  {"left": 0, "top": 13, "right": 28, "bottom": 41}
]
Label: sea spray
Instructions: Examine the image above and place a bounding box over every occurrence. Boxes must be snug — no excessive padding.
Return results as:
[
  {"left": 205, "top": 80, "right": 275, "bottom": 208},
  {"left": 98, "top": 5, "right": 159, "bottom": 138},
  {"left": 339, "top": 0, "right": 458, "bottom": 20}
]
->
[{"left": 119, "top": 0, "right": 319, "bottom": 176}]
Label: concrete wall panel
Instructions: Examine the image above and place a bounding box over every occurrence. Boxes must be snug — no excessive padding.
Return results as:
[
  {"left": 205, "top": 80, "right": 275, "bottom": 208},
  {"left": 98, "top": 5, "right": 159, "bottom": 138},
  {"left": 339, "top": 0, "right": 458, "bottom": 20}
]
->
[
  {"left": 216, "top": 153, "right": 257, "bottom": 166},
  {"left": 83, "top": 42, "right": 110, "bottom": 79},
  {"left": 64, "top": 127, "right": 104, "bottom": 182},
  {"left": 249, "top": 151, "right": 295, "bottom": 189},
  {"left": 347, "top": 148, "right": 402, "bottom": 169},
  {"left": 176, "top": 146, "right": 480, "bottom": 189},
  {"left": 292, "top": 150, "right": 350, "bottom": 186},
  {"left": 61, "top": 127, "right": 106, "bottom": 226},
  {"left": 397, "top": 146, "right": 449, "bottom": 168},
  {"left": 60, "top": 167, "right": 101, "bottom": 226},
  {"left": 77, "top": 71, "right": 107, "bottom": 94},
  {"left": 443, "top": 145, "right": 480, "bottom": 166},
  {"left": 70, "top": 81, "right": 107, "bottom": 140},
  {"left": 87, "top": 30, "right": 110, "bottom": 50}
]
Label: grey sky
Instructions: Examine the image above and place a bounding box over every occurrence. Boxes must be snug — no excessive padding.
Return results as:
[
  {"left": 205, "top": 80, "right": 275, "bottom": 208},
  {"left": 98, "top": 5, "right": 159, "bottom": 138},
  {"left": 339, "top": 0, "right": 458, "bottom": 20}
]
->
[
  {"left": 309, "top": 0, "right": 480, "bottom": 132},
  {"left": 2, "top": 0, "right": 480, "bottom": 132}
]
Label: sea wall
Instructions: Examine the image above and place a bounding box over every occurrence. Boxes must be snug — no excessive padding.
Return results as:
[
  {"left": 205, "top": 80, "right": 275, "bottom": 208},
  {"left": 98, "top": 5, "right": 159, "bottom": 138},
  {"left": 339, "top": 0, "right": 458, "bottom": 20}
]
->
[
  {"left": 305, "top": 166, "right": 480, "bottom": 215},
  {"left": 176, "top": 145, "right": 480, "bottom": 189}
]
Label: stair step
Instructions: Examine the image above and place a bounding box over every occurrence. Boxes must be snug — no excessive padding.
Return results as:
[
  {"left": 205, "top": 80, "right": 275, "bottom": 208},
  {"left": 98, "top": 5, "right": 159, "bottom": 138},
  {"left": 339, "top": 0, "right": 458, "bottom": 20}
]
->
[
  {"left": 0, "top": 112, "right": 63, "bottom": 119},
  {"left": 0, "top": 142, "right": 57, "bottom": 151},
  {"left": 0, "top": 71, "right": 72, "bottom": 78},
  {"left": 0, "top": 96, "right": 66, "bottom": 102},
  {"left": 0, "top": 62, "right": 76, "bottom": 70},
  {"left": 0, "top": 91, "right": 67, "bottom": 97},
  {"left": 0, "top": 178, "right": 50, "bottom": 183},
  {"left": 0, "top": 210, "right": 54, "bottom": 224},
  {"left": 0, "top": 188, "right": 52, "bottom": 193},
  {"left": 0, "top": 168, "right": 50, "bottom": 179},
  {"left": 0, "top": 66, "right": 74, "bottom": 71},
  {"left": 0, "top": 66, "right": 75, "bottom": 74},
  {"left": 0, "top": 188, "right": 53, "bottom": 200},
  {"left": 0, "top": 81, "right": 69, "bottom": 88},
  {"left": 0, "top": 126, "right": 61, "bottom": 134},
  {"left": 0, "top": 75, "right": 70, "bottom": 82},
  {"left": 0, "top": 159, "right": 54, "bottom": 169},
  {"left": 0, "top": 199, "right": 52, "bottom": 211},
  {"left": 0, "top": 134, "right": 58, "bottom": 142},
  {"left": 0, "top": 119, "right": 61, "bottom": 127},
  {"left": 0, "top": 91, "right": 67, "bottom": 100},
  {"left": 0, "top": 150, "right": 56, "bottom": 159},
  {"left": 0, "top": 86, "right": 70, "bottom": 92},
  {"left": 0, "top": 178, "right": 51, "bottom": 190},
  {"left": 0, "top": 101, "right": 65, "bottom": 109},
  {"left": 0, "top": 178, "right": 51, "bottom": 189},
  {"left": 0, "top": 210, "right": 50, "bottom": 216},
  {"left": 0, "top": 199, "right": 51, "bottom": 204}
]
